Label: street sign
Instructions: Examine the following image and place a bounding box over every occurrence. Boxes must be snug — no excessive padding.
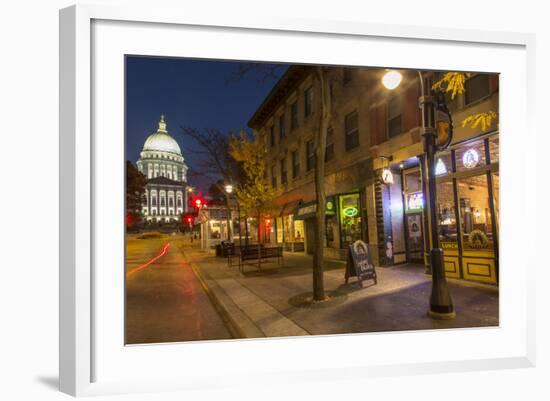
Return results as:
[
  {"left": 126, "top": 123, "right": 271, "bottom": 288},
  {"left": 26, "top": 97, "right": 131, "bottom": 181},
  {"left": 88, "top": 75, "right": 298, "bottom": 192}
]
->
[{"left": 345, "top": 240, "right": 377, "bottom": 287}]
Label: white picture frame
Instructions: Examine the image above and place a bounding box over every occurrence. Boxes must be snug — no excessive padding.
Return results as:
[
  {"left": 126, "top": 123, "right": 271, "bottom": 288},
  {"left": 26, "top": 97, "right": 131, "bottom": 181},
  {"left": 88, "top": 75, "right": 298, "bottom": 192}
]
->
[{"left": 59, "top": 4, "right": 536, "bottom": 397}]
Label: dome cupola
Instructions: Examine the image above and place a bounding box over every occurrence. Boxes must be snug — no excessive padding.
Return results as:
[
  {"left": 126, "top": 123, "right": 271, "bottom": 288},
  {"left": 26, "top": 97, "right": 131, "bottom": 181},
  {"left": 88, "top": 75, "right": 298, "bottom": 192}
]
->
[{"left": 142, "top": 114, "right": 182, "bottom": 155}]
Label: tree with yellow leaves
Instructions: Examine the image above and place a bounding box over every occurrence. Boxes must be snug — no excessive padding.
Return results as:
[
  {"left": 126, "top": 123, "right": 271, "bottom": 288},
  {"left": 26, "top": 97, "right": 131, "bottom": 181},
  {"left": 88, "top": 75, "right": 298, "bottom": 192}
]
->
[
  {"left": 229, "top": 130, "right": 276, "bottom": 270},
  {"left": 432, "top": 72, "right": 498, "bottom": 130}
]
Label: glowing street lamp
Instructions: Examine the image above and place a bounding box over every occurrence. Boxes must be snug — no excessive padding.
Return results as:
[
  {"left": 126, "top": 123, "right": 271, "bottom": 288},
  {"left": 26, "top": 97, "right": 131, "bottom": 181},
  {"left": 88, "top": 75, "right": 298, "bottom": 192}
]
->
[
  {"left": 382, "top": 70, "right": 402, "bottom": 90},
  {"left": 224, "top": 184, "right": 233, "bottom": 194},
  {"left": 382, "top": 69, "right": 455, "bottom": 320}
]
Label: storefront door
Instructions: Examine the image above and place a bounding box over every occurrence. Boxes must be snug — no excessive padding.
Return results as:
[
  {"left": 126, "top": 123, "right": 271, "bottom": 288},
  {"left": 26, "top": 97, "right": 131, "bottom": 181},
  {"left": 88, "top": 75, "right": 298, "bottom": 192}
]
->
[{"left": 405, "top": 213, "right": 424, "bottom": 262}]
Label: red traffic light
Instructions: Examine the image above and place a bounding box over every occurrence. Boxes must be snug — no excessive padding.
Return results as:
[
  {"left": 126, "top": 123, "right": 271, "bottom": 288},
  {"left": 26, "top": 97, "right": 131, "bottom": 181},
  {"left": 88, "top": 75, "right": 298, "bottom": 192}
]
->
[
  {"left": 194, "top": 197, "right": 204, "bottom": 208},
  {"left": 186, "top": 217, "right": 192, "bottom": 224}
]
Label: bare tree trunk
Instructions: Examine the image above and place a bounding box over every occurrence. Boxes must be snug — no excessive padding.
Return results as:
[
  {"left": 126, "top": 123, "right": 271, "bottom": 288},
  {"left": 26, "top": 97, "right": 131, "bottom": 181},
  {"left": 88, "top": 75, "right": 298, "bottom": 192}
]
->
[
  {"left": 244, "top": 216, "right": 249, "bottom": 246},
  {"left": 312, "top": 67, "right": 331, "bottom": 301}
]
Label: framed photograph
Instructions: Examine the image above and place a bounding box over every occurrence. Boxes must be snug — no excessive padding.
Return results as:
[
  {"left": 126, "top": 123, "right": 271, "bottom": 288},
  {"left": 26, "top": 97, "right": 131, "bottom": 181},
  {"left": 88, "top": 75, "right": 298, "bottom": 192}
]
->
[{"left": 60, "top": 4, "right": 535, "bottom": 397}]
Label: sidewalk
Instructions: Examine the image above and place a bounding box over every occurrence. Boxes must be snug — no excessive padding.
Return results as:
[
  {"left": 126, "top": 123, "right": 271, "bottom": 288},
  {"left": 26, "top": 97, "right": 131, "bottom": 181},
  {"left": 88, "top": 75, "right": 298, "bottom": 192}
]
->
[{"left": 181, "top": 243, "right": 499, "bottom": 339}]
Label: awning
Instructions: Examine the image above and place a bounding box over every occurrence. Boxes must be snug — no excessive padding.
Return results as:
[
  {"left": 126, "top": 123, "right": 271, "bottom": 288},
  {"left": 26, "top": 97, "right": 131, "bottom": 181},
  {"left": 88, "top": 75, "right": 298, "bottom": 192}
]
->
[
  {"left": 294, "top": 196, "right": 336, "bottom": 220},
  {"left": 279, "top": 199, "right": 303, "bottom": 217}
]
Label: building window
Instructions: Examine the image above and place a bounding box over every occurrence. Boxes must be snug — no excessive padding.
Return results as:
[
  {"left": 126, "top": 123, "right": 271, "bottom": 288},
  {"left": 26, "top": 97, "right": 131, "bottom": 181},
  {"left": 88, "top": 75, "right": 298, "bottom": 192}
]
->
[
  {"left": 279, "top": 114, "right": 286, "bottom": 140},
  {"left": 271, "top": 165, "right": 277, "bottom": 188},
  {"left": 304, "top": 87, "right": 313, "bottom": 117},
  {"left": 325, "top": 127, "right": 334, "bottom": 162},
  {"left": 280, "top": 158, "right": 287, "bottom": 185},
  {"left": 345, "top": 111, "right": 359, "bottom": 151},
  {"left": 387, "top": 96, "right": 402, "bottom": 138},
  {"left": 269, "top": 126, "right": 275, "bottom": 147},
  {"left": 291, "top": 101, "right": 299, "bottom": 130},
  {"left": 343, "top": 68, "right": 353, "bottom": 85},
  {"left": 306, "top": 140, "right": 315, "bottom": 171},
  {"left": 292, "top": 150, "right": 300, "bottom": 178},
  {"left": 465, "top": 74, "right": 490, "bottom": 106}
]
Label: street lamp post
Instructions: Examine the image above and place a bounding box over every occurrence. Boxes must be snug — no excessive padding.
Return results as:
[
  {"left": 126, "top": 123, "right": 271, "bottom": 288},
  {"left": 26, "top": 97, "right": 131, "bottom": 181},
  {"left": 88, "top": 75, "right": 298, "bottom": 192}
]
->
[
  {"left": 223, "top": 183, "right": 243, "bottom": 249},
  {"left": 382, "top": 70, "right": 455, "bottom": 320}
]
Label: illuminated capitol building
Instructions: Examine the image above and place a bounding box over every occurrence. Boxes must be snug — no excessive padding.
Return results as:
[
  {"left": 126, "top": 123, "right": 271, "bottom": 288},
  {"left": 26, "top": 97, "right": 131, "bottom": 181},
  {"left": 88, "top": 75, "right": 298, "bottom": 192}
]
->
[{"left": 136, "top": 115, "right": 190, "bottom": 223}]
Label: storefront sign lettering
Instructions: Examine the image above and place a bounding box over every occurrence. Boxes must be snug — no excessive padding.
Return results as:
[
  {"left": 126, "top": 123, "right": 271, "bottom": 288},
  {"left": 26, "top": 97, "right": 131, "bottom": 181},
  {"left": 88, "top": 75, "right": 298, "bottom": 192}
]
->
[
  {"left": 345, "top": 240, "right": 377, "bottom": 288},
  {"left": 294, "top": 197, "right": 336, "bottom": 220}
]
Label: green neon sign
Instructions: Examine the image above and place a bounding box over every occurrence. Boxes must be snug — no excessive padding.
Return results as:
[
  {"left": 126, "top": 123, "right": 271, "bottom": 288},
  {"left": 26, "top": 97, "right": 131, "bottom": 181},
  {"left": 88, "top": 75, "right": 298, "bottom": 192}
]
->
[{"left": 343, "top": 207, "right": 358, "bottom": 217}]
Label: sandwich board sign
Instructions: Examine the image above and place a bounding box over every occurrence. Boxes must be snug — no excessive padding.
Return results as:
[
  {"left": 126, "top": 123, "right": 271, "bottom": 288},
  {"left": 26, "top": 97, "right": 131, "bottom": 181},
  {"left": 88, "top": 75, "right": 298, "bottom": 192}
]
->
[{"left": 345, "top": 240, "right": 377, "bottom": 287}]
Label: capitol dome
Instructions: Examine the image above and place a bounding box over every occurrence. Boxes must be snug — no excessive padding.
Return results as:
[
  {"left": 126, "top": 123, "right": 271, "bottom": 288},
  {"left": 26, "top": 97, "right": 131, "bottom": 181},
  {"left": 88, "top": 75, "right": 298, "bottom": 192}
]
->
[{"left": 142, "top": 115, "right": 182, "bottom": 155}]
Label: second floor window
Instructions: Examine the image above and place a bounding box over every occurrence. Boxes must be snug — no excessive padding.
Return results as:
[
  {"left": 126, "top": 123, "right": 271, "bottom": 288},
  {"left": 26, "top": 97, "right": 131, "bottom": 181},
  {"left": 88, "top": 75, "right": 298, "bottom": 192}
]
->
[
  {"left": 291, "top": 101, "right": 299, "bottom": 130},
  {"left": 387, "top": 96, "right": 402, "bottom": 138},
  {"left": 325, "top": 127, "right": 334, "bottom": 162},
  {"left": 271, "top": 165, "right": 277, "bottom": 188},
  {"left": 269, "top": 126, "right": 275, "bottom": 147},
  {"left": 279, "top": 114, "right": 286, "bottom": 140},
  {"left": 280, "top": 158, "right": 288, "bottom": 185},
  {"left": 292, "top": 150, "right": 300, "bottom": 178},
  {"left": 306, "top": 140, "right": 315, "bottom": 171},
  {"left": 304, "top": 87, "right": 313, "bottom": 117},
  {"left": 343, "top": 68, "right": 353, "bottom": 85},
  {"left": 345, "top": 111, "right": 359, "bottom": 151},
  {"left": 465, "top": 74, "right": 490, "bottom": 106}
]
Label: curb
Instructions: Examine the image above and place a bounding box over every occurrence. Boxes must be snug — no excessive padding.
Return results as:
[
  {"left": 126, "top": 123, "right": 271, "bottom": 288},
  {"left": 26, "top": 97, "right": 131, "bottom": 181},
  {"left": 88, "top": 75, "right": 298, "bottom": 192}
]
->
[{"left": 183, "top": 249, "right": 265, "bottom": 339}]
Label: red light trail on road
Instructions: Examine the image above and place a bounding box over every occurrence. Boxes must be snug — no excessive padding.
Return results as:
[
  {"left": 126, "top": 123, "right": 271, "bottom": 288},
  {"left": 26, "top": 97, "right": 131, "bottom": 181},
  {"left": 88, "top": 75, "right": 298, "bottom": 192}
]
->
[{"left": 126, "top": 243, "right": 170, "bottom": 278}]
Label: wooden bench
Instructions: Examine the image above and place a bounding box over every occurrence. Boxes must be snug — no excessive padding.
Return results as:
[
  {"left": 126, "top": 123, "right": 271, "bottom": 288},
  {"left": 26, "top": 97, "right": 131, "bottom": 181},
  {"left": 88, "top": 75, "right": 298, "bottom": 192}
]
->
[{"left": 234, "top": 245, "right": 283, "bottom": 273}]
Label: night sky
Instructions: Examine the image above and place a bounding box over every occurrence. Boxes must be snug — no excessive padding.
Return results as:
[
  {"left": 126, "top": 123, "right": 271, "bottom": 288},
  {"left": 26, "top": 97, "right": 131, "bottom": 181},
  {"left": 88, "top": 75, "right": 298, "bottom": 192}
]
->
[{"left": 125, "top": 56, "right": 287, "bottom": 192}]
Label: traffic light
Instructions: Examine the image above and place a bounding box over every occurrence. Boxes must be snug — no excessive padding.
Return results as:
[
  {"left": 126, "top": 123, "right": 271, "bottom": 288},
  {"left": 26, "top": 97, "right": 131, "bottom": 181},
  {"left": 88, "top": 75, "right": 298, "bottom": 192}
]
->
[{"left": 194, "top": 197, "right": 204, "bottom": 209}]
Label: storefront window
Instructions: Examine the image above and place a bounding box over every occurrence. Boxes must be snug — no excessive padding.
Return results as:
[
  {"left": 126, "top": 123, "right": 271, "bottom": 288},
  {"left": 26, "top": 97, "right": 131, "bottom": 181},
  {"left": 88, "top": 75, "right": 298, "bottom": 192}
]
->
[
  {"left": 339, "top": 193, "right": 362, "bottom": 249},
  {"left": 294, "top": 219, "right": 304, "bottom": 242},
  {"left": 492, "top": 172, "right": 499, "bottom": 237},
  {"left": 276, "top": 217, "right": 283, "bottom": 243},
  {"left": 404, "top": 169, "right": 422, "bottom": 193},
  {"left": 250, "top": 218, "right": 259, "bottom": 242},
  {"left": 325, "top": 215, "right": 338, "bottom": 248},
  {"left": 457, "top": 175, "right": 494, "bottom": 252},
  {"left": 436, "top": 181, "right": 458, "bottom": 245},
  {"left": 283, "top": 215, "right": 294, "bottom": 242},
  {"left": 488, "top": 136, "right": 499, "bottom": 163},
  {"left": 455, "top": 139, "right": 486, "bottom": 173},
  {"left": 209, "top": 221, "right": 221, "bottom": 239}
]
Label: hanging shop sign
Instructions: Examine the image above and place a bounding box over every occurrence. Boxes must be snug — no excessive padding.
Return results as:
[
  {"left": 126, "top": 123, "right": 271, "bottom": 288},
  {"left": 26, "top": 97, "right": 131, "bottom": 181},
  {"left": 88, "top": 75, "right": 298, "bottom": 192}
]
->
[
  {"left": 345, "top": 240, "right": 377, "bottom": 287},
  {"left": 462, "top": 149, "right": 480, "bottom": 169},
  {"left": 435, "top": 158, "right": 447, "bottom": 175},
  {"left": 381, "top": 168, "right": 394, "bottom": 185},
  {"left": 294, "top": 197, "right": 336, "bottom": 220}
]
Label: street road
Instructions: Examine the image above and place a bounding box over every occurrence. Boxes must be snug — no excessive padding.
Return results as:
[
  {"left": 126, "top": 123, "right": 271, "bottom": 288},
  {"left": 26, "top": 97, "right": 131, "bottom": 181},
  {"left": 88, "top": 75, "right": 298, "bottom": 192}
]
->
[{"left": 125, "top": 235, "right": 232, "bottom": 344}]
